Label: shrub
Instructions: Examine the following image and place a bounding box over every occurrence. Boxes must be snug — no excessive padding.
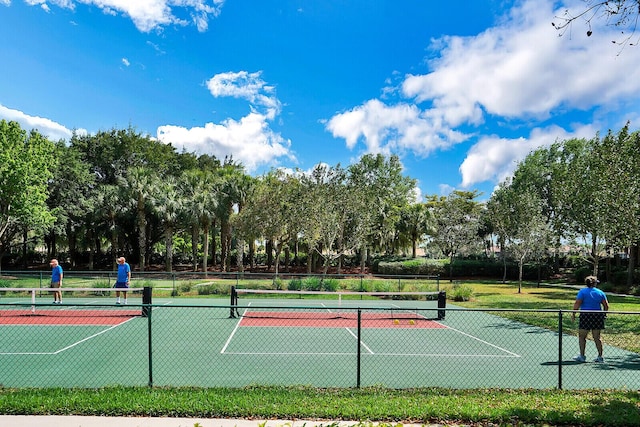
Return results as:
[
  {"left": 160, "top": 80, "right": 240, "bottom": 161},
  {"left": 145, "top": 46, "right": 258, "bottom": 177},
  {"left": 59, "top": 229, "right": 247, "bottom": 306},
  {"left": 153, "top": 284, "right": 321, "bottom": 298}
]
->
[
  {"left": 287, "top": 278, "right": 302, "bottom": 291},
  {"left": 197, "top": 284, "right": 215, "bottom": 295},
  {"left": 321, "top": 278, "right": 339, "bottom": 292},
  {"left": 179, "top": 282, "right": 193, "bottom": 293},
  {"left": 302, "top": 277, "right": 322, "bottom": 291},
  {"left": 450, "top": 283, "right": 473, "bottom": 302}
]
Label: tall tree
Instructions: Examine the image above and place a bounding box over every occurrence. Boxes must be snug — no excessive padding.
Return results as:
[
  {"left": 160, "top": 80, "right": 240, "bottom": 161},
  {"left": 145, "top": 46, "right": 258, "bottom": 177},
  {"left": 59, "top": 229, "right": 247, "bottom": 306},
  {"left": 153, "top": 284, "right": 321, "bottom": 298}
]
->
[
  {"left": 398, "top": 203, "right": 432, "bottom": 258},
  {"left": 0, "top": 120, "right": 56, "bottom": 265},
  {"left": 488, "top": 180, "right": 550, "bottom": 292},
  {"left": 427, "top": 190, "right": 482, "bottom": 282},
  {"left": 120, "top": 167, "right": 159, "bottom": 271},
  {"left": 154, "top": 177, "right": 184, "bottom": 272}
]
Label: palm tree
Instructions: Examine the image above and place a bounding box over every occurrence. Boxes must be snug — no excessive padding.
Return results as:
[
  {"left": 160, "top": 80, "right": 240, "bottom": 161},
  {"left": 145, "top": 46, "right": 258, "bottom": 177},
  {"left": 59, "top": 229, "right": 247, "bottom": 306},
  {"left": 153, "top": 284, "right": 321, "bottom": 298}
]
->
[
  {"left": 120, "top": 167, "right": 159, "bottom": 271},
  {"left": 154, "top": 177, "right": 184, "bottom": 272}
]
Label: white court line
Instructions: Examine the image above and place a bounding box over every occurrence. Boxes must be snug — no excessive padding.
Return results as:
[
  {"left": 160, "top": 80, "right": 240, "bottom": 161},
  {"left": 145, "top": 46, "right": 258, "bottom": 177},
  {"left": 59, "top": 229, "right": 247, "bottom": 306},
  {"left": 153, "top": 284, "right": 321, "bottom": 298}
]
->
[
  {"left": 345, "top": 327, "right": 374, "bottom": 354},
  {"left": 438, "top": 323, "right": 521, "bottom": 357},
  {"left": 0, "top": 317, "right": 138, "bottom": 356},
  {"left": 220, "top": 302, "right": 251, "bottom": 353},
  {"left": 0, "top": 302, "right": 169, "bottom": 356}
]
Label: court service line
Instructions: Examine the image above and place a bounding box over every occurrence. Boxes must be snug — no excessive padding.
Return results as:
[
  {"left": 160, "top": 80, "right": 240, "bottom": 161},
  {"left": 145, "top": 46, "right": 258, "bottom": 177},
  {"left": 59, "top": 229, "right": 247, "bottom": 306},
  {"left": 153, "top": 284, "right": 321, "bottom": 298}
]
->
[
  {"left": 344, "top": 328, "right": 374, "bottom": 354},
  {"left": 440, "top": 324, "right": 521, "bottom": 357},
  {"left": 220, "top": 302, "right": 251, "bottom": 353},
  {"left": 52, "top": 317, "right": 139, "bottom": 354}
]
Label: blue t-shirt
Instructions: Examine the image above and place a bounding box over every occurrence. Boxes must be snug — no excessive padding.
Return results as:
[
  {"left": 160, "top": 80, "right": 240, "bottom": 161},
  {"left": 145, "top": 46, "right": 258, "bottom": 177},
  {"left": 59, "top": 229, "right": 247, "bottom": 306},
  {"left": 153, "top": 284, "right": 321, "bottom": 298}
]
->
[
  {"left": 576, "top": 287, "right": 607, "bottom": 311},
  {"left": 51, "top": 265, "right": 63, "bottom": 283},
  {"left": 117, "top": 263, "right": 131, "bottom": 283}
]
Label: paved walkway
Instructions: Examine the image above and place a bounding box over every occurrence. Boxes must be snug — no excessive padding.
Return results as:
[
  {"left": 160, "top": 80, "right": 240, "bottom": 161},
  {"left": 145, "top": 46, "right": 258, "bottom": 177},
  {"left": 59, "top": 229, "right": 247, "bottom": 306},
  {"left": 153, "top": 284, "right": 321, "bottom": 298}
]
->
[{"left": 0, "top": 416, "right": 445, "bottom": 427}]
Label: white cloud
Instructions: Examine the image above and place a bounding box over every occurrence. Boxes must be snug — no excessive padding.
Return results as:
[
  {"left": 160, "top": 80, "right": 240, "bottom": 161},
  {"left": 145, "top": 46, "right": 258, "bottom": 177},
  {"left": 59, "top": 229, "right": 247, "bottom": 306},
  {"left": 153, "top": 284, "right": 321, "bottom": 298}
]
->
[
  {"left": 459, "top": 124, "right": 598, "bottom": 188},
  {"left": 402, "top": 0, "right": 640, "bottom": 122},
  {"left": 21, "top": 0, "right": 225, "bottom": 32},
  {"left": 121, "top": 57, "right": 130, "bottom": 67},
  {"left": 327, "top": 0, "right": 640, "bottom": 190},
  {"left": 156, "top": 70, "right": 293, "bottom": 171},
  {"left": 156, "top": 112, "right": 294, "bottom": 172},
  {"left": 326, "top": 99, "right": 468, "bottom": 156},
  {"left": 0, "top": 104, "right": 87, "bottom": 141},
  {"left": 206, "top": 71, "right": 281, "bottom": 118}
]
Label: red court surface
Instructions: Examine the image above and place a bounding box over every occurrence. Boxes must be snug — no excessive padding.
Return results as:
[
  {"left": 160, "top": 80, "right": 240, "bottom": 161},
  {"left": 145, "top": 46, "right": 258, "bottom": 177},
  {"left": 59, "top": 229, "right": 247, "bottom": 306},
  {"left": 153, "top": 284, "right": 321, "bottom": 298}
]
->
[
  {"left": 239, "top": 311, "right": 447, "bottom": 328},
  {"left": 0, "top": 309, "right": 140, "bottom": 325}
]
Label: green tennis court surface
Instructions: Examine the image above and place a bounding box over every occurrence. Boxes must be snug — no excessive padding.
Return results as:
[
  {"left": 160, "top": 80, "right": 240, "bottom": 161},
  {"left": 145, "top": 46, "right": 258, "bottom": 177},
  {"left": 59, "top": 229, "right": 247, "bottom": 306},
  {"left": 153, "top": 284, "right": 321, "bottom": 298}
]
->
[{"left": 1, "top": 294, "right": 639, "bottom": 389}]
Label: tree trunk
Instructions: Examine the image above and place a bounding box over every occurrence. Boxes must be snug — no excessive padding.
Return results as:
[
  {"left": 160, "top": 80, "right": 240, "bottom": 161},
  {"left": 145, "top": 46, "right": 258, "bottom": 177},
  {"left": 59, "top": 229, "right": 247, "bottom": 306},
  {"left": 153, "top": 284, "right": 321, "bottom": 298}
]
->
[
  {"left": 236, "top": 238, "right": 244, "bottom": 273},
  {"left": 191, "top": 225, "right": 199, "bottom": 272},
  {"left": 137, "top": 197, "right": 146, "bottom": 272},
  {"left": 202, "top": 221, "right": 210, "bottom": 276},
  {"left": 165, "top": 226, "right": 174, "bottom": 272},
  {"left": 628, "top": 243, "right": 637, "bottom": 287}
]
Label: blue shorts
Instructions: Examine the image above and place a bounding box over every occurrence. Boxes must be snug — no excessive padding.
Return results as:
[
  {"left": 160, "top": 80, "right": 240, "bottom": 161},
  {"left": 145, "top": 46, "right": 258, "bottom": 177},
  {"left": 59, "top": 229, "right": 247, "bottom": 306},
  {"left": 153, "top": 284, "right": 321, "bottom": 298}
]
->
[{"left": 114, "top": 282, "right": 129, "bottom": 289}]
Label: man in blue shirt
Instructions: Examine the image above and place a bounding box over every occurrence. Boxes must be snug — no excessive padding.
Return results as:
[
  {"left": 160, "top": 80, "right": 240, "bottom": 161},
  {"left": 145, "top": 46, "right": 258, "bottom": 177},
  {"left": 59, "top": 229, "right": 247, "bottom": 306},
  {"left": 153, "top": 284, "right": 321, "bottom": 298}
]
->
[
  {"left": 572, "top": 275, "right": 609, "bottom": 363},
  {"left": 49, "top": 259, "right": 63, "bottom": 304},
  {"left": 115, "top": 257, "right": 131, "bottom": 305}
]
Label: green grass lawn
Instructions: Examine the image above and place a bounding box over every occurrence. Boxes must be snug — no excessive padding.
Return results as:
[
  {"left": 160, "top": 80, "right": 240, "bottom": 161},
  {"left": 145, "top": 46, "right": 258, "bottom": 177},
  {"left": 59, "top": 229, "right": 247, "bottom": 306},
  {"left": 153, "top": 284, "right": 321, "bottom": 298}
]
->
[{"left": 1, "top": 279, "right": 639, "bottom": 426}]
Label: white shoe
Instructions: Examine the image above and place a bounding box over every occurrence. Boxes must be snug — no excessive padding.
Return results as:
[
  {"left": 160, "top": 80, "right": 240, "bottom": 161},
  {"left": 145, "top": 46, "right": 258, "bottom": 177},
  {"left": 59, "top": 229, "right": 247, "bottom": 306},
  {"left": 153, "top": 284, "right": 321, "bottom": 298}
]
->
[
  {"left": 573, "top": 355, "right": 586, "bottom": 362},
  {"left": 593, "top": 356, "right": 604, "bottom": 363}
]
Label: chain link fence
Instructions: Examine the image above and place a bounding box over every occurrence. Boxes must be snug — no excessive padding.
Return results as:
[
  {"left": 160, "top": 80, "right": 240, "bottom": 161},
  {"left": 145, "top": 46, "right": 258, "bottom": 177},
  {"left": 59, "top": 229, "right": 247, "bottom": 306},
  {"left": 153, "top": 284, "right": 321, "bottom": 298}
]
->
[{"left": 1, "top": 299, "right": 638, "bottom": 389}]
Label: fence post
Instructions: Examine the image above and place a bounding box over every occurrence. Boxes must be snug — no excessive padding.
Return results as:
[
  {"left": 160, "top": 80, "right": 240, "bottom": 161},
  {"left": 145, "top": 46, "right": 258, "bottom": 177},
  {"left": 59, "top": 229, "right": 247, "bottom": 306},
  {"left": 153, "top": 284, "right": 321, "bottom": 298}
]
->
[
  {"left": 147, "top": 301, "right": 153, "bottom": 387},
  {"left": 357, "top": 309, "right": 362, "bottom": 388},
  {"left": 558, "top": 310, "right": 563, "bottom": 390}
]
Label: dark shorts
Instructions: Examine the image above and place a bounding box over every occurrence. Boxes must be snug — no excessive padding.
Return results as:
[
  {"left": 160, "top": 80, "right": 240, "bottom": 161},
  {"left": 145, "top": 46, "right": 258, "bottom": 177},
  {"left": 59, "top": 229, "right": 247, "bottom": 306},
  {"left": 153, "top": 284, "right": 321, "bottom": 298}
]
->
[
  {"left": 50, "top": 281, "right": 61, "bottom": 288},
  {"left": 579, "top": 312, "right": 606, "bottom": 330},
  {"left": 114, "top": 281, "right": 129, "bottom": 289}
]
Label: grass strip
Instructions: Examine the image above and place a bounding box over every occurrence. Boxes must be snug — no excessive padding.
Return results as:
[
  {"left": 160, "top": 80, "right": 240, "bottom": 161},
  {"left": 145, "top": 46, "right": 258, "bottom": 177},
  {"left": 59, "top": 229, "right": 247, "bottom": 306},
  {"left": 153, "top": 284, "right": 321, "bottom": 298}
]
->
[{"left": 1, "top": 386, "right": 639, "bottom": 426}]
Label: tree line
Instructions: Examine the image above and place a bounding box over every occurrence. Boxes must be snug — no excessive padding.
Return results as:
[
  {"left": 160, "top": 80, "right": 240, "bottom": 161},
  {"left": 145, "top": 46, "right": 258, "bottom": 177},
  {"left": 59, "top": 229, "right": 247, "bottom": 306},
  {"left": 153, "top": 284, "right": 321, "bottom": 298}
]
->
[{"left": 1, "top": 119, "right": 639, "bottom": 287}]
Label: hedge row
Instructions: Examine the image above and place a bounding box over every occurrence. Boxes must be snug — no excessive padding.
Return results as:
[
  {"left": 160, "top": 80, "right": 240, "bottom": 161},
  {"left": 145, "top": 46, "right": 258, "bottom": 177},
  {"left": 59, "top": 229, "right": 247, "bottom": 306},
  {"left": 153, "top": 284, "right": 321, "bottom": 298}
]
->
[{"left": 374, "top": 258, "right": 552, "bottom": 280}]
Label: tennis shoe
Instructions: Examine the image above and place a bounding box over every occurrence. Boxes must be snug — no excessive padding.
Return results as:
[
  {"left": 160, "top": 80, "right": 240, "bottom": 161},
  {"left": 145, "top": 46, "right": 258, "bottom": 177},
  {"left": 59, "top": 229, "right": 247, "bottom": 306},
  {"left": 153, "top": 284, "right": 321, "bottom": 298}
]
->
[
  {"left": 115, "top": 301, "right": 121, "bottom": 305},
  {"left": 593, "top": 356, "right": 604, "bottom": 363},
  {"left": 573, "top": 355, "right": 586, "bottom": 363}
]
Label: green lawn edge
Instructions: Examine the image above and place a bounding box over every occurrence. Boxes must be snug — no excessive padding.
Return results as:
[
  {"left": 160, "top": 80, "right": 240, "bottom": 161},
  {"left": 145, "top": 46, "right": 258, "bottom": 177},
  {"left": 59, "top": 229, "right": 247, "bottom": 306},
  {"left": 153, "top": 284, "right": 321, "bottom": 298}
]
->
[{"left": 1, "top": 386, "right": 639, "bottom": 426}]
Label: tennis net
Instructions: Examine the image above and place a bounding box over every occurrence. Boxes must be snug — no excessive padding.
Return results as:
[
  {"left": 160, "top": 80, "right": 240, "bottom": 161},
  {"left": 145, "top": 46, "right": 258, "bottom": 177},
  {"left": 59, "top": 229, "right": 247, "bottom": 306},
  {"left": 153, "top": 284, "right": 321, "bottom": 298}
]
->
[
  {"left": 230, "top": 287, "right": 446, "bottom": 320},
  {"left": 0, "top": 287, "right": 152, "bottom": 317}
]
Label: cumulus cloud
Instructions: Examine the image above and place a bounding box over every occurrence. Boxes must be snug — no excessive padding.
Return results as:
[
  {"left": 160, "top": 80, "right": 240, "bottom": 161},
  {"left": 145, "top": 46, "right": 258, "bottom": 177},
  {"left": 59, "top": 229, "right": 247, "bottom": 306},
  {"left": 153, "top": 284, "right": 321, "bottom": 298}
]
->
[
  {"left": 157, "top": 112, "right": 294, "bottom": 172},
  {"left": 206, "top": 71, "right": 281, "bottom": 119},
  {"left": 21, "top": 0, "right": 225, "bottom": 32},
  {"left": 156, "top": 70, "right": 294, "bottom": 171},
  {"left": 326, "top": 99, "right": 467, "bottom": 156},
  {"left": 326, "top": 0, "right": 640, "bottom": 190},
  {"left": 459, "top": 124, "right": 599, "bottom": 188},
  {"left": 0, "top": 104, "right": 86, "bottom": 141}
]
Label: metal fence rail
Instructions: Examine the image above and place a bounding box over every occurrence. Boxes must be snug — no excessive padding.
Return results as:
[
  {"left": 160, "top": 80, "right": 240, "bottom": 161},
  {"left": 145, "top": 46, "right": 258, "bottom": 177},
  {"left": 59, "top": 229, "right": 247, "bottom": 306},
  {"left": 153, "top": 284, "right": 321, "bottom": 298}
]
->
[{"left": 1, "top": 302, "right": 638, "bottom": 389}]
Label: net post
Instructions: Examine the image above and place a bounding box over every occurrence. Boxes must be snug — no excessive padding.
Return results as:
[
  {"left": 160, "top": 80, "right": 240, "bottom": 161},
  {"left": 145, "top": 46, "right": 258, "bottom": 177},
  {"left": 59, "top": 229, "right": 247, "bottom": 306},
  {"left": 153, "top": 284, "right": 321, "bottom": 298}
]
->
[
  {"left": 437, "top": 291, "right": 446, "bottom": 320},
  {"left": 141, "top": 286, "right": 152, "bottom": 317},
  {"left": 229, "top": 286, "right": 237, "bottom": 318}
]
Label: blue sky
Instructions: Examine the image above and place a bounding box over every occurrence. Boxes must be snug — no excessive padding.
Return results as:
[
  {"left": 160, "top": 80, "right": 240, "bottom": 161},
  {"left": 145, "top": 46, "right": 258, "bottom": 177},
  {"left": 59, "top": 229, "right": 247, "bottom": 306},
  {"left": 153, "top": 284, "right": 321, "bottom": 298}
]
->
[{"left": 1, "top": 0, "right": 640, "bottom": 201}]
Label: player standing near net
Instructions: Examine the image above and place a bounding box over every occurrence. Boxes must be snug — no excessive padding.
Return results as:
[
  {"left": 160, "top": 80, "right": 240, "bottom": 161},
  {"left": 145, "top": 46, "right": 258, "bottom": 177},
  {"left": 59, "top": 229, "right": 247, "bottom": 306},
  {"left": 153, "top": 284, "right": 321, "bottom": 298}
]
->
[
  {"left": 49, "top": 258, "right": 63, "bottom": 304},
  {"left": 572, "top": 275, "right": 609, "bottom": 363},
  {"left": 115, "top": 257, "right": 131, "bottom": 305}
]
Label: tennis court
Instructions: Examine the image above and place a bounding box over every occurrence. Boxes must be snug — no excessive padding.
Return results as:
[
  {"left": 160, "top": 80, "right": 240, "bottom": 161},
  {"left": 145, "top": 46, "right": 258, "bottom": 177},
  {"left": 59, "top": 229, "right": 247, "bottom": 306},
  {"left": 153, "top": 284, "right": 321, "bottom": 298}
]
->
[{"left": 1, "top": 288, "right": 639, "bottom": 389}]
